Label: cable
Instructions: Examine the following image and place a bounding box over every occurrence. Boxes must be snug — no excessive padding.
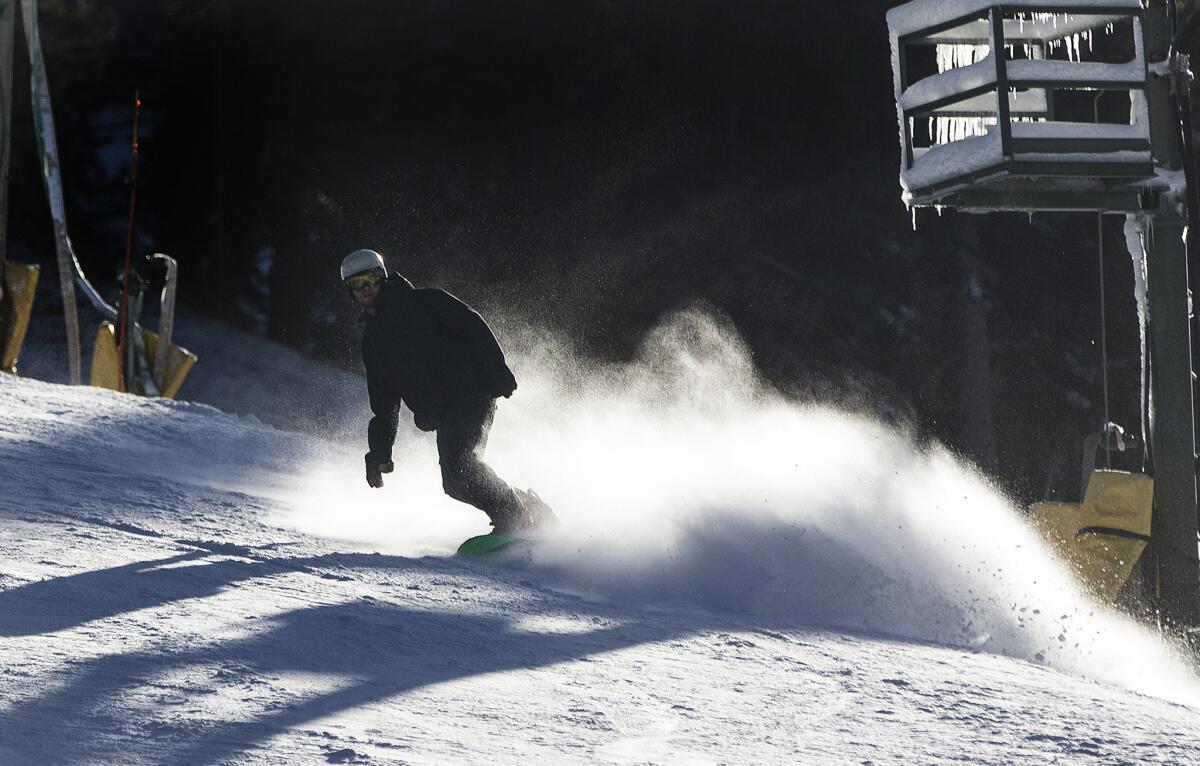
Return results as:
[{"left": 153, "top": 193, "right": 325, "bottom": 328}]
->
[
  {"left": 1099, "top": 212, "right": 1112, "bottom": 469},
  {"left": 1093, "top": 92, "right": 1113, "bottom": 469}
]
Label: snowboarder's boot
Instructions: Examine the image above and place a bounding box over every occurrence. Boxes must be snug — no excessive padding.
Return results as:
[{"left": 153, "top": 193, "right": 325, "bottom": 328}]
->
[
  {"left": 514, "top": 488, "right": 560, "bottom": 530},
  {"left": 487, "top": 488, "right": 559, "bottom": 536},
  {"left": 488, "top": 489, "right": 536, "bottom": 536}
]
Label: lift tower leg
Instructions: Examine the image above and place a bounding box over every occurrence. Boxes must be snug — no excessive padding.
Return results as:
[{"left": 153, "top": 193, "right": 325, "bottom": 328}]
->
[
  {"left": 1144, "top": 0, "right": 1200, "bottom": 635},
  {"left": 1144, "top": 213, "right": 1200, "bottom": 632}
]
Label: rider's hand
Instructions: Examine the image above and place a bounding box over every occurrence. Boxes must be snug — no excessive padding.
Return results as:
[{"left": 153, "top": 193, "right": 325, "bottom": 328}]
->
[
  {"left": 366, "top": 459, "right": 393, "bottom": 489},
  {"left": 366, "top": 466, "right": 383, "bottom": 488}
]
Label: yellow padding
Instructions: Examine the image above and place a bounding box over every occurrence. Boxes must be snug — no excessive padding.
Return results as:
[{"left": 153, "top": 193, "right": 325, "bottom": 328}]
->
[
  {"left": 1, "top": 261, "right": 41, "bottom": 375},
  {"left": 89, "top": 320, "right": 198, "bottom": 399},
  {"left": 1029, "top": 469, "right": 1154, "bottom": 603}
]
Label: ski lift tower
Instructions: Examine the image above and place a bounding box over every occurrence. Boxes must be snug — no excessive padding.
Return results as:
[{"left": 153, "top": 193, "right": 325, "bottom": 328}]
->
[{"left": 889, "top": 0, "right": 1200, "bottom": 636}]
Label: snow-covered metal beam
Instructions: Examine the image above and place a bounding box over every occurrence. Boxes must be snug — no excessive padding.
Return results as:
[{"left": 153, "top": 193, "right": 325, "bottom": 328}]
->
[
  {"left": 900, "top": 52, "right": 1146, "bottom": 117},
  {"left": 887, "top": 0, "right": 1142, "bottom": 42},
  {"left": 920, "top": 15, "right": 1130, "bottom": 45}
]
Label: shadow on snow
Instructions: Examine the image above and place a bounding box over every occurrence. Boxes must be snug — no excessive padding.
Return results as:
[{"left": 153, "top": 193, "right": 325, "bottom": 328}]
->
[{"left": 0, "top": 551, "right": 711, "bottom": 764}]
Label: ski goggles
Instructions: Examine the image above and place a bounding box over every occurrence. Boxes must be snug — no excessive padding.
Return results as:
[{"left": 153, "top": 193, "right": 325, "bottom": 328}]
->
[{"left": 345, "top": 271, "right": 385, "bottom": 292}]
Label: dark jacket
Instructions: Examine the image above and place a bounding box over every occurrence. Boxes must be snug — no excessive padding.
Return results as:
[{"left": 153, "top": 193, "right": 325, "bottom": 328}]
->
[{"left": 362, "top": 276, "right": 517, "bottom": 468}]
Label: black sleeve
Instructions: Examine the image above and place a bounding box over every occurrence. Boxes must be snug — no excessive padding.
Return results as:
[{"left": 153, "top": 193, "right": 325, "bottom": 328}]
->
[
  {"left": 436, "top": 291, "right": 517, "bottom": 397},
  {"left": 366, "top": 372, "right": 401, "bottom": 468}
]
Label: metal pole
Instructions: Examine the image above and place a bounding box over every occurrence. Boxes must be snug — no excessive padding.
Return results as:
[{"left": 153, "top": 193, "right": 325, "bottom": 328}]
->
[
  {"left": 150, "top": 253, "right": 176, "bottom": 393},
  {"left": 19, "top": 0, "right": 81, "bottom": 384},
  {"left": 989, "top": 8, "right": 1013, "bottom": 158},
  {"left": 1144, "top": 0, "right": 1200, "bottom": 635},
  {"left": 0, "top": 0, "right": 14, "bottom": 285}
]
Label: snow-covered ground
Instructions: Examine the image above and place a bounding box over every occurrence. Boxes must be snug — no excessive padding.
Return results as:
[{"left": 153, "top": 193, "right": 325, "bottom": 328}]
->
[{"left": 3, "top": 306, "right": 1200, "bottom": 764}]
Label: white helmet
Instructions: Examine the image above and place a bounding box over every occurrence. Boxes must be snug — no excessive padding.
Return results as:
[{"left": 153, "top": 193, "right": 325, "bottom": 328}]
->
[{"left": 340, "top": 249, "right": 387, "bottom": 281}]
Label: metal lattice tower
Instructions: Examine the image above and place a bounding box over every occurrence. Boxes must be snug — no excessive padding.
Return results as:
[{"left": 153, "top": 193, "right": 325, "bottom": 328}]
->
[{"left": 889, "top": 0, "right": 1200, "bottom": 636}]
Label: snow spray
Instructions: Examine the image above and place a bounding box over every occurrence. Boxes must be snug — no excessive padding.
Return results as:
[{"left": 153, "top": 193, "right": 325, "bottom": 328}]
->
[{"left": 281, "top": 307, "right": 1200, "bottom": 708}]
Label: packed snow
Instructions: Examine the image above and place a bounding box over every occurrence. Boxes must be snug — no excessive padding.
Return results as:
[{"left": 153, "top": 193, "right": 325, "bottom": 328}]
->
[{"left": 2, "top": 308, "right": 1200, "bottom": 764}]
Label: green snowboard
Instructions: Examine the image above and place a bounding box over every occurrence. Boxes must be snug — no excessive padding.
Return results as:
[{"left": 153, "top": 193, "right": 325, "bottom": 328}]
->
[
  {"left": 455, "top": 533, "right": 526, "bottom": 557},
  {"left": 456, "top": 489, "right": 559, "bottom": 557}
]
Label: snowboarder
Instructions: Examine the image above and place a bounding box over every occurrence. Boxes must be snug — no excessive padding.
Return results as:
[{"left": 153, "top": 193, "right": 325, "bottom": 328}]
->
[{"left": 341, "top": 249, "right": 537, "bottom": 535}]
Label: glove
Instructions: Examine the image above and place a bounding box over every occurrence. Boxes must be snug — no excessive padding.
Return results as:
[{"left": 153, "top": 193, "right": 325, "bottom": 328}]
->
[
  {"left": 365, "top": 458, "right": 393, "bottom": 489},
  {"left": 366, "top": 466, "right": 383, "bottom": 488}
]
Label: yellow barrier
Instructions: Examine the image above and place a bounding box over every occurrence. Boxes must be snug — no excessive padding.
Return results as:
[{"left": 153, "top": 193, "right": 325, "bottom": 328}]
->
[
  {"left": 89, "top": 320, "right": 197, "bottom": 399},
  {"left": 1, "top": 261, "right": 41, "bottom": 375},
  {"left": 1029, "top": 469, "right": 1154, "bottom": 603}
]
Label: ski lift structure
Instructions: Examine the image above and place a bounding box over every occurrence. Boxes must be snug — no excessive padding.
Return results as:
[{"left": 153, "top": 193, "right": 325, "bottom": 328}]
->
[{"left": 889, "top": 0, "right": 1200, "bottom": 639}]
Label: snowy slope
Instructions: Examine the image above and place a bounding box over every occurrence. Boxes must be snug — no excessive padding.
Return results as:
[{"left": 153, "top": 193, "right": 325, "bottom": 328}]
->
[
  {"left": 14, "top": 308, "right": 370, "bottom": 440},
  {"left": 2, "top": 310, "right": 1200, "bottom": 764}
]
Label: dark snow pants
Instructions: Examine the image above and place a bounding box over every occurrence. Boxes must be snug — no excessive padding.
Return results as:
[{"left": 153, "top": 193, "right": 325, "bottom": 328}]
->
[{"left": 437, "top": 397, "right": 522, "bottom": 526}]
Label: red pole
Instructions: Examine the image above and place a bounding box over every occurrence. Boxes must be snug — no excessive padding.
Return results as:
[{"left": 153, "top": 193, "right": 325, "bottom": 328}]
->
[{"left": 117, "top": 91, "right": 141, "bottom": 392}]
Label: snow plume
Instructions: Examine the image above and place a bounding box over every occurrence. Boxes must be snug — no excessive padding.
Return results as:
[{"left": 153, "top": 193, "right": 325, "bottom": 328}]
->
[{"left": 280, "top": 307, "right": 1200, "bottom": 707}]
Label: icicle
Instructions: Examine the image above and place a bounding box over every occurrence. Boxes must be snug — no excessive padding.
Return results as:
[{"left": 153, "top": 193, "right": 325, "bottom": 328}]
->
[
  {"left": 930, "top": 116, "right": 998, "bottom": 146},
  {"left": 1130, "top": 90, "right": 1148, "bottom": 128},
  {"left": 935, "top": 43, "right": 989, "bottom": 73},
  {"left": 912, "top": 207, "right": 918, "bottom": 232},
  {"left": 1125, "top": 214, "right": 1151, "bottom": 448}
]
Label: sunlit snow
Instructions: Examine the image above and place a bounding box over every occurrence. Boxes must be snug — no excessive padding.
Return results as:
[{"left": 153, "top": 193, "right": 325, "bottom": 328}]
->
[{"left": 2, "top": 311, "right": 1199, "bottom": 763}]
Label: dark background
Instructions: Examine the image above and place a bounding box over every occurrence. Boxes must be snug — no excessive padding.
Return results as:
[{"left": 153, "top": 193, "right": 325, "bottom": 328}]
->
[{"left": 6, "top": 0, "right": 1182, "bottom": 503}]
